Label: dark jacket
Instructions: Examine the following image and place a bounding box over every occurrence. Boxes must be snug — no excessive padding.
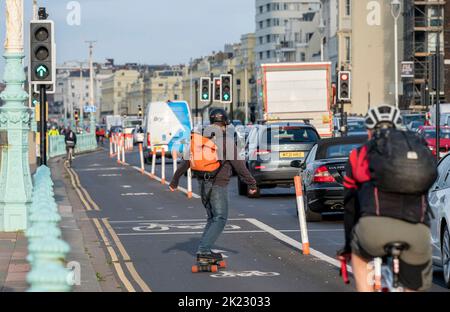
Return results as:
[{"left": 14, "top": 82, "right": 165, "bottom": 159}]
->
[
  {"left": 65, "top": 130, "right": 77, "bottom": 145},
  {"left": 343, "top": 144, "right": 430, "bottom": 252}
]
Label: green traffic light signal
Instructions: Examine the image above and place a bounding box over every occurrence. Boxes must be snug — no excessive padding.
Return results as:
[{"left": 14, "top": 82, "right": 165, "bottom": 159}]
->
[{"left": 35, "top": 65, "right": 49, "bottom": 79}]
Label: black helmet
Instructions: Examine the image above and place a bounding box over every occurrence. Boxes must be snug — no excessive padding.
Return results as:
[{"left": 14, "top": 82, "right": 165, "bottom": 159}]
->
[{"left": 209, "top": 108, "right": 229, "bottom": 125}]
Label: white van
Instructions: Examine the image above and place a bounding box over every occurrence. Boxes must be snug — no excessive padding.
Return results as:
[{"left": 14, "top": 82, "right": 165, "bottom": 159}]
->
[{"left": 143, "top": 101, "right": 192, "bottom": 161}]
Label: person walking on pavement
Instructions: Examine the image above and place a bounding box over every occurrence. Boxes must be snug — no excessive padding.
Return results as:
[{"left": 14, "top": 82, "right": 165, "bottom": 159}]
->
[
  {"left": 48, "top": 126, "right": 60, "bottom": 136},
  {"left": 65, "top": 126, "right": 77, "bottom": 167},
  {"left": 169, "top": 108, "right": 258, "bottom": 266},
  {"left": 338, "top": 105, "right": 437, "bottom": 292}
]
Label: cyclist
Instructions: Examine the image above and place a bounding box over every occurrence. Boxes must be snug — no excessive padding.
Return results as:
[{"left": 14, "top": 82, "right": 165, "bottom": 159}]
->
[
  {"left": 338, "top": 105, "right": 434, "bottom": 292},
  {"left": 169, "top": 109, "right": 257, "bottom": 264},
  {"left": 65, "top": 126, "right": 77, "bottom": 166}
]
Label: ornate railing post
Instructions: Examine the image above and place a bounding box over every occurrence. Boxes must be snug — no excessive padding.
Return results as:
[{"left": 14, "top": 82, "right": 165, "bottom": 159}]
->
[{"left": 0, "top": 0, "right": 32, "bottom": 232}]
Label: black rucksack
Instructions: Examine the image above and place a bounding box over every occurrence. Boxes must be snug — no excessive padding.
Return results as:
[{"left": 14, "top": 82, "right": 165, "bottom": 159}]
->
[{"left": 368, "top": 129, "right": 438, "bottom": 195}]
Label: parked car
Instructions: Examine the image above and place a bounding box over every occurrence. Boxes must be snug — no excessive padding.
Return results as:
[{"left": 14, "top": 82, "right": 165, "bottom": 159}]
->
[
  {"left": 417, "top": 126, "right": 450, "bottom": 158},
  {"left": 428, "top": 153, "right": 450, "bottom": 288},
  {"left": 291, "top": 136, "right": 368, "bottom": 222},
  {"left": 239, "top": 123, "right": 320, "bottom": 198}
]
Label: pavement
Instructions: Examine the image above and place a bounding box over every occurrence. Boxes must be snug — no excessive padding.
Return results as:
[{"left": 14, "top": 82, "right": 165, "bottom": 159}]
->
[{"left": 0, "top": 154, "right": 122, "bottom": 292}]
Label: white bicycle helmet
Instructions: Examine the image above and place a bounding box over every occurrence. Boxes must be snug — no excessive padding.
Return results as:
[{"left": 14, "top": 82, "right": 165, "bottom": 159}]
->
[{"left": 365, "top": 105, "right": 403, "bottom": 130}]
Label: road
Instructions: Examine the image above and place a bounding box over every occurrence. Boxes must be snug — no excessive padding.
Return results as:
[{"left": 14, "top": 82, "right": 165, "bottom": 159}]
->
[{"left": 67, "top": 144, "right": 450, "bottom": 292}]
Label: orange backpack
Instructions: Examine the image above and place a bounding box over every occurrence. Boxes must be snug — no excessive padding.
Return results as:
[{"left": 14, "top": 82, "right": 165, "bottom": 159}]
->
[{"left": 190, "top": 132, "right": 221, "bottom": 174}]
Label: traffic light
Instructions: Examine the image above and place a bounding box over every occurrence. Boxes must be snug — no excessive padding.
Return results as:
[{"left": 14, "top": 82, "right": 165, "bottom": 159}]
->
[
  {"left": 220, "top": 74, "right": 232, "bottom": 104},
  {"left": 30, "top": 20, "right": 55, "bottom": 84},
  {"left": 200, "top": 77, "right": 211, "bottom": 102},
  {"left": 338, "top": 71, "right": 351, "bottom": 102},
  {"left": 138, "top": 105, "right": 143, "bottom": 117},
  {"left": 213, "top": 78, "right": 221, "bottom": 101},
  {"left": 74, "top": 111, "right": 79, "bottom": 122}
]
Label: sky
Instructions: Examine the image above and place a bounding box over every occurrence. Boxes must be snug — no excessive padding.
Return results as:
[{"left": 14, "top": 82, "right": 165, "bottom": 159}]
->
[{"left": 0, "top": 0, "right": 255, "bottom": 79}]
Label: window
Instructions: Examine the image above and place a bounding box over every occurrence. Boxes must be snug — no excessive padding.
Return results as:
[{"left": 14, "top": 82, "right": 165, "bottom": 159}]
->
[
  {"left": 273, "top": 18, "right": 280, "bottom": 26},
  {"left": 259, "top": 6, "right": 263, "bottom": 14},
  {"left": 266, "top": 4, "right": 270, "bottom": 12},
  {"left": 266, "top": 19, "right": 271, "bottom": 27},
  {"left": 345, "top": 0, "right": 351, "bottom": 16},
  {"left": 266, "top": 35, "right": 271, "bottom": 43},
  {"left": 300, "top": 52, "right": 306, "bottom": 62},
  {"left": 266, "top": 51, "right": 271, "bottom": 59},
  {"left": 259, "top": 52, "right": 264, "bottom": 60},
  {"left": 259, "top": 21, "right": 263, "bottom": 29},
  {"left": 259, "top": 36, "right": 264, "bottom": 45},
  {"left": 345, "top": 37, "right": 351, "bottom": 62}
]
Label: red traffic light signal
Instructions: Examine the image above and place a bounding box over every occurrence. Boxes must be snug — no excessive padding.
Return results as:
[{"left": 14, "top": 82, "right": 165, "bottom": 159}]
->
[{"left": 338, "top": 71, "right": 351, "bottom": 102}]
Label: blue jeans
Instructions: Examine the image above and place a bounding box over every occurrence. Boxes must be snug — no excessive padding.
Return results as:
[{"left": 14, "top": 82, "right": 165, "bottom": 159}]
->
[{"left": 197, "top": 181, "right": 228, "bottom": 254}]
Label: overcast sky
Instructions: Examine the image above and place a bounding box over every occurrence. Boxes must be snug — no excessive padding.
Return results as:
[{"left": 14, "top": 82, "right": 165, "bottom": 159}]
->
[{"left": 0, "top": 0, "right": 255, "bottom": 79}]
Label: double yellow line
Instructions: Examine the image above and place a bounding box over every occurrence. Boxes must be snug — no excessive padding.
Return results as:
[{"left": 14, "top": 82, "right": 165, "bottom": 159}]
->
[
  {"left": 65, "top": 163, "right": 151, "bottom": 292},
  {"left": 65, "top": 164, "right": 100, "bottom": 211},
  {"left": 93, "top": 218, "right": 152, "bottom": 292}
]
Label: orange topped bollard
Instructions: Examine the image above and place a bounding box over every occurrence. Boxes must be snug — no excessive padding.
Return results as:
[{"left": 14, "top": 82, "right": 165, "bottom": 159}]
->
[
  {"left": 161, "top": 148, "right": 166, "bottom": 184},
  {"left": 294, "top": 175, "right": 310, "bottom": 255}
]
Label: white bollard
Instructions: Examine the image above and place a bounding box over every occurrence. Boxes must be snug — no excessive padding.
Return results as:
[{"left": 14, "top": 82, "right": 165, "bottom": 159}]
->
[
  {"left": 121, "top": 136, "right": 125, "bottom": 164},
  {"left": 187, "top": 168, "right": 193, "bottom": 199},
  {"left": 116, "top": 137, "right": 121, "bottom": 164},
  {"left": 139, "top": 143, "right": 145, "bottom": 174},
  {"left": 294, "top": 176, "right": 310, "bottom": 255},
  {"left": 161, "top": 148, "right": 166, "bottom": 184},
  {"left": 109, "top": 137, "right": 113, "bottom": 158},
  {"left": 151, "top": 149, "right": 156, "bottom": 178},
  {"left": 172, "top": 150, "right": 178, "bottom": 175}
]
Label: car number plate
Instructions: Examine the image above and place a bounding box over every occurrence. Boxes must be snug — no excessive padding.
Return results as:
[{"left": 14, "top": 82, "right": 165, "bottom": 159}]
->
[{"left": 280, "top": 152, "right": 304, "bottom": 158}]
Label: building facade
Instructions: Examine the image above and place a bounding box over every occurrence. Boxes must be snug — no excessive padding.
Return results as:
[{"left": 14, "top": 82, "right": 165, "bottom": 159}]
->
[
  {"left": 255, "top": 0, "right": 322, "bottom": 66},
  {"left": 100, "top": 69, "right": 140, "bottom": 116}
]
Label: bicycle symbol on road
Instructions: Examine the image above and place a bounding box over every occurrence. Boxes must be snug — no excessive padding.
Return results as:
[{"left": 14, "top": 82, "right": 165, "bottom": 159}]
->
[
  {"left": 132, "top": 223, "right": 242, "bottom": 232},
  {"left": 210, "top": 271, "right": 280, "bottom": 278}
]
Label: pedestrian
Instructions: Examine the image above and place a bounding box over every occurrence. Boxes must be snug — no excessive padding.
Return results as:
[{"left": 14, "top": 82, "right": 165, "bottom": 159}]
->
[
  {"left": 48, "top": 126, "right": 59, "bottom": 136},
  {"left": 169, "top": 108, "right": 257, "bottom": 269}
]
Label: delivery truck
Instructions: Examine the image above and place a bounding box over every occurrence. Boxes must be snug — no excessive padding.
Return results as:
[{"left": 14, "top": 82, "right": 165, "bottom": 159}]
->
[{"left": 260, "top": 62, "right": 333, "bottom": 138}]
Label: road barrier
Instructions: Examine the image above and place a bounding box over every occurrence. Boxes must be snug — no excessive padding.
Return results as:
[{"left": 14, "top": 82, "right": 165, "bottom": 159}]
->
[
  {"left": 151, "top": 149, "right": 157, "bottom": 177},
  {"left": 139, "top": 143, "right": 145, "bottom": 174},
  {"left": 49, "top": 133, "right": 97, "bottom": 159},
  {"left": 161, "top": 148, "right": 166, "bottom": 184},
  {"left": 294, "top": 176, "right": 310, "bottom": 255},
  {"left": 26, "top": 165, "right": 73, "bottom": 292}
]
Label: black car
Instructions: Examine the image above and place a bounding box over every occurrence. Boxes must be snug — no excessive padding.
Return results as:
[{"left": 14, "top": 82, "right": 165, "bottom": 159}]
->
[
  {"left": 240, "top": 123, "right": 320, "bottom": 197},
  {"left": 291, "top": 136, "right": 367, "bottom": 222}
]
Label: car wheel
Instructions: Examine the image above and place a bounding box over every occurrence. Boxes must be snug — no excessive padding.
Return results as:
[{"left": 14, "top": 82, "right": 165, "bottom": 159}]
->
[
  {"left": 303, "top": 191, "right": 322, "bottom": 222},
  {"left": 442, "top": 225, "right": 450, "bottom": 288},
  {"left": 238, "top": 178, "right": 248, "bottom": 196}
]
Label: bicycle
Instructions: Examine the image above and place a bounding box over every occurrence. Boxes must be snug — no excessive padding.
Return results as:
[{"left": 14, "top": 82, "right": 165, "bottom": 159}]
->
[{"left": 339, "top": 242, "right": 410, "bottom": 292}]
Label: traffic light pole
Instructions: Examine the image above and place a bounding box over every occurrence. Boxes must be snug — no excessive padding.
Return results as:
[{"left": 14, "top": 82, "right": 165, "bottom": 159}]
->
[
  {"left": 39, "top": 85, "right": 47, "bottom": 165},
  {"left": 435, "top": 34, "right": 441, "bottom": 162},
  {"left": 195, "top": 80, "right": 199, "bottom": 120}
]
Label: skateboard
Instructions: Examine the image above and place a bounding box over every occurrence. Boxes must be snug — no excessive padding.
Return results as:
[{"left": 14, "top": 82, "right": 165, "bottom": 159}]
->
[{"left": 191, "top": 257, "right": 227, "bottom": 273}]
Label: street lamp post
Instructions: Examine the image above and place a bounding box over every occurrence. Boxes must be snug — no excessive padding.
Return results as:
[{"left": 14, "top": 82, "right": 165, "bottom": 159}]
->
[
  {"left": 0, "top": 0, "right": 32, "bottom": 231},
  {"left": 391, "top": 0, "right": 401, "bottom": 108}
]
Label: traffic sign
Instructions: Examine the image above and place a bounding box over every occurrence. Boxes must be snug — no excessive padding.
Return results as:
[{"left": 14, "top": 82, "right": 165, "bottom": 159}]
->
[{"left": 84, "top": 106, "right": 97, "bottom": 113}]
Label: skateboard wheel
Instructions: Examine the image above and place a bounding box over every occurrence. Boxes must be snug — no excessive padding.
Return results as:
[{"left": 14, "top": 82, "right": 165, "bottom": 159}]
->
[
  {"left": 191, "top": 265, "right": 199, "bottom": 273},
  {"left": 210, "top": 265, "right": 218, "bottom": 273}
]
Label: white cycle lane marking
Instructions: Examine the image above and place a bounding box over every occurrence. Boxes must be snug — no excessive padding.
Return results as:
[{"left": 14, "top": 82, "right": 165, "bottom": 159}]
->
[
  {"left": 210, "top": 271, "right": 280, "bottom": 278},
  {"left": 131, "top": 222, "right": 242, "bottom": 232}
]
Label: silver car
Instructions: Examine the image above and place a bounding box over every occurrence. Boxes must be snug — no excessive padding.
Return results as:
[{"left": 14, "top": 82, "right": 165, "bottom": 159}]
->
[{"left": 428, "top": 153, "right": 450, "bottom": 288}]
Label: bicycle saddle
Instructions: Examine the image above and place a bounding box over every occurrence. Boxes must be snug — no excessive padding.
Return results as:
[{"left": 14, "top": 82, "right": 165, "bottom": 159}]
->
[{"left": 384, "top": 242, "right": 410, "bottom": 256}]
